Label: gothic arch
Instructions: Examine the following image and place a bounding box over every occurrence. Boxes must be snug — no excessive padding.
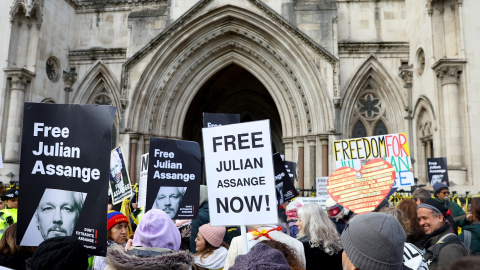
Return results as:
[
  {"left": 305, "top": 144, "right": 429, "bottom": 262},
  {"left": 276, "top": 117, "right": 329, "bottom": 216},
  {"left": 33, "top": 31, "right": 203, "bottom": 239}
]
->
[
  {"left": 72, "top": 60, "right": 122, "bottom": 125},
  {"left": 125, "top": 5, "right": 336, "bottom": 139},
  {"left": 412, "top": 96, "right": 436, "bottom": 183},
  {"left": 340, "top": 54, "right": 406, "bottom": 138}
]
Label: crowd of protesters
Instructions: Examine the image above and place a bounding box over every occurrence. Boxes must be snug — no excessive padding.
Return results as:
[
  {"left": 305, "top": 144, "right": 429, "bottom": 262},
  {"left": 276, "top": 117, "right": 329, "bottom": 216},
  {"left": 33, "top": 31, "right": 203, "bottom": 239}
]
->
[{"left": 0, "top": 182, "right": 480, "bottom": 270}]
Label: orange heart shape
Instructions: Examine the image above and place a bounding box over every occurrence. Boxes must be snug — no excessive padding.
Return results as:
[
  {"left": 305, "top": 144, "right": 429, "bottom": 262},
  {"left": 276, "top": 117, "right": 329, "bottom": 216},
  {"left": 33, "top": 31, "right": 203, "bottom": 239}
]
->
[{"left": 327, "top": 158, "right": 396, "bottom": 214}]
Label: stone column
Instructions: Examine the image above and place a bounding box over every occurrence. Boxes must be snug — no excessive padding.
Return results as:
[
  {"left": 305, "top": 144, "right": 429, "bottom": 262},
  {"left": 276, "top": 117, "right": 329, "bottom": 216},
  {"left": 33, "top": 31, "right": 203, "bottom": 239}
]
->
[
  {"left": 282, "top": 137, "right": 294, "bottom": 162},
  {"left": 63, "top": 68, "right": 77, "bottom": 104},
  {"left": 307, "top": 135, "right": 316, "bottom": 191},
  {"left": 399, "top": 67, "right": 414, "bottom": 159},
  {"left": 433, "top": 59, "right": 467, "bottom": 184},
  {"left": 295, "top": 137, "right": 305, "bottom": 195},
  {"left": 4, "top": 70, "right": 33, "bottom": 161},
  {"left": 129, "top": 134, "right": 139, "bottom": 184},
  {"left": 144, "top": 135, "right": 150, "bottom": 153},
  {"left": 319, "top": 135, "right": 329, "bottom": 176}
]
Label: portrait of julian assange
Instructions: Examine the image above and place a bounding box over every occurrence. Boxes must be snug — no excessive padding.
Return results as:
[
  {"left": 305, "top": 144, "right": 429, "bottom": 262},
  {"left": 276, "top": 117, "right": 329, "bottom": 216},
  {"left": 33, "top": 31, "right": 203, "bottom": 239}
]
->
[
  {"left": 152, "top": 186, "right": 187, "bottom": 219},
  {"left": 20, "top": 188, "right": 86, "bottom": 246}
]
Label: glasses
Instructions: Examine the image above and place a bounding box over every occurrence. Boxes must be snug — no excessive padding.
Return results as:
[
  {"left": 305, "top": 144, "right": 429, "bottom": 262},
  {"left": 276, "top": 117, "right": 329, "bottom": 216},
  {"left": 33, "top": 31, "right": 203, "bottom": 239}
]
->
[{"left": 441, "top": 191, "right": 450, "bottom": 195}]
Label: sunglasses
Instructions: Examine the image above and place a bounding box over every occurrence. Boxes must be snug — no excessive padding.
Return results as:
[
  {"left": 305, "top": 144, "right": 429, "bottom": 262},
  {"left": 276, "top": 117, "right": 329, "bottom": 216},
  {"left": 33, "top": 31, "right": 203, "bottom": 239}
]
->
[{"left": 441, "top": 191, "right": 450, "bottom": 195}]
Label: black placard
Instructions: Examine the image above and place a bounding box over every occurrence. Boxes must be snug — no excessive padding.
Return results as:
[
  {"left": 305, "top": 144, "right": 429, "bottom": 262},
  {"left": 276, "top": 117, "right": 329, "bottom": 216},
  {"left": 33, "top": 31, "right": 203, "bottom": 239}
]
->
[
  {"left": 427, "top": 157, "right": 449, "bottom": 186},
  {"left": 283, "top": 161, "right": 297, "bottom": 182},
  {"left": 145, "top": 138, "right": 201, "bottom": 219},
  {"left": 273, "top": 153, "right": 298, "bottom": 206},
  {"left": 17, "top": 103, "right": 115, "bottom": 256},
  {"left": 109, "top": 146, "right": 133, "bottom": 205},
  {"left": 203, "top": 113, "right": 240, "bottom": 128}
]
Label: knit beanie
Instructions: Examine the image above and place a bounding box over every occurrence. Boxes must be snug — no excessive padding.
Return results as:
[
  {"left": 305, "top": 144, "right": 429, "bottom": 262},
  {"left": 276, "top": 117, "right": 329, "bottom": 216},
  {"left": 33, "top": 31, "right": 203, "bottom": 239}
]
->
[
  {"left": 432, "top": 183, "right": 448, "bottom": 196},
  {"left": 199, "top": 223, "right": 226, "bottom": 247},
  {"left": 132, "top": 209, "right": 181, "bottom": 251},
  {"left": 325, "top": 198, "right": 342, "bottom": 218},
  {"left": 417, "top": 198, "right": 450, "bottom": 220},
  {"left": 230, "top": 243, "right": 290, "bottom": 270},
  {"left": 285, "top": 201, "right": 302, "bottom": 221},
  {"left": 341, "top": 212, "right": 405, "bottom": 270},
  {"left": 107, "top": 211, "right": 129, "bottom": 231},
  {"left": 31, "top": 236, "right": 88, "bottom": 270}
]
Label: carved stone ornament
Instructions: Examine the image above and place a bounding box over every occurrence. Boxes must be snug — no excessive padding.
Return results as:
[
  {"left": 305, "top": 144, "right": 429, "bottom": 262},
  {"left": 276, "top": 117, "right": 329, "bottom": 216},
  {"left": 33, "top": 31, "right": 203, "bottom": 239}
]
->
[
  {"left": 46, "top": 57, "right": 60, "bottom": 82},
  {"left": 399, "top": 69, "right": 413, "bottom": 88},
  {"left": 5, "top": 68, "right": 35, "bottom": 90},
  {"left": 10, "top": 0, "right": 44, "bottom": 27},
  {"left": 63, "top": 69, "right": 77, "bottom": 90},
  {"left": 432, "top": 59, "right": 467, "bottom": 86}
]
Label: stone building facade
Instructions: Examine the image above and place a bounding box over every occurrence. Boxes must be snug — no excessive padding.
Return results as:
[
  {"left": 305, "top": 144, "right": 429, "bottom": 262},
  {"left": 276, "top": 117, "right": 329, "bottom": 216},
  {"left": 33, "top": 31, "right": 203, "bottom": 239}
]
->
[{"left": 1, "top": 0, "right": 478, "bottom": 194}]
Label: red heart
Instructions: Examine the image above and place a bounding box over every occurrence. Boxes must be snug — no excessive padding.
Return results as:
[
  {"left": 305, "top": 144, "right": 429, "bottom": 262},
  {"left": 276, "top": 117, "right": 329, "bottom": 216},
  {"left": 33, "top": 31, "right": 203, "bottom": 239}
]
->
[{"left": 327, "top": 158, "right": 395, "bottom": 214}]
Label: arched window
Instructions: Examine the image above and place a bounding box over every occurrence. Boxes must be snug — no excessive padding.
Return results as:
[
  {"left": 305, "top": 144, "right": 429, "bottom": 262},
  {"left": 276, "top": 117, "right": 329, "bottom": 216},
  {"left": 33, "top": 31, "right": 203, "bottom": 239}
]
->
[
  {"left": 94, "top": 88, "right": 116, "bottom": 149},
  {"left": 350, "top": 83, "right": 389, "bottom": 138}
]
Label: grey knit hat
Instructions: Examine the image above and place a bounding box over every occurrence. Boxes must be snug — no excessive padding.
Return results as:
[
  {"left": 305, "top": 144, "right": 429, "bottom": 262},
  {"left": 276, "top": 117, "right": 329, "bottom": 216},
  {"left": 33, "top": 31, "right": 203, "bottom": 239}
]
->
[
  {"left": 341, "top": 212, "right": 406, "bottom": 270},
  {"left": 432, "top": 182, "right": 448, "bottom": 195}
]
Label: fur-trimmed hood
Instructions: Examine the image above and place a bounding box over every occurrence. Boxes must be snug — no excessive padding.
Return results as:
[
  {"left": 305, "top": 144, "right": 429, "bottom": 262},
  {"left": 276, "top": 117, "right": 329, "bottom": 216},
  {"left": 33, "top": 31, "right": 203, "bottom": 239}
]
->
[{"left": 106, "top": 245, "right": 194, "bottom": 270}]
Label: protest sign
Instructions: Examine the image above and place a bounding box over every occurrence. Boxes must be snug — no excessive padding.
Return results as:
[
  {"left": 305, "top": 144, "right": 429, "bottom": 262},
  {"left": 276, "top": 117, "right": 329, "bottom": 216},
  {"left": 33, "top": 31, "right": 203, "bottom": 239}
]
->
[
  {"left": 202, "top": 120, "right": 278, "bottom": 226},
  {"left": 203, "top": 113, "right": 240, "bottom": 128},
  {"left": 17, "top": 103, "right": 115, "bottom": 256},
  {"left": 0, "top": 143, "right": 3, "bottom": 168},
  {"left": 333, "top": 133, "right": 414, "bottom": 188},
  {"left": 284, "top": 161, "right": 297, "bottom": 182},
  {"left": 137, "top": 153, "right": 148, "bottom": 208},
  {"left": 327, "top": 158, "right": 396, "bottom": 214},
  {"left": 315, "top": 177, "right": 329, "bottom": 208},
  {"left": 145, "top": 138, "right": 200, "bottom": 219},
  {"left": 273, "top": 153, "right": 298, "bottom": 206},
  {"left": 293, "top": 197, "right": 325, "bottom": 207},
  {"left": 109, "top": 146, "right": 133, "bottom": 205},
  {"left": 427, "top": 157, "right": 449, "bottom": 186}
]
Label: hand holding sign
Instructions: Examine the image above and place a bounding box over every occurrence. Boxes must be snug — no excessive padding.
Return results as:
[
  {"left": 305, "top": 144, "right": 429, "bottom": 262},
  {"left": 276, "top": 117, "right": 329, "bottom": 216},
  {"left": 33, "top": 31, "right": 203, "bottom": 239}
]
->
[{"left": 327, "top": 158, "right": 395, "bottom": 214}]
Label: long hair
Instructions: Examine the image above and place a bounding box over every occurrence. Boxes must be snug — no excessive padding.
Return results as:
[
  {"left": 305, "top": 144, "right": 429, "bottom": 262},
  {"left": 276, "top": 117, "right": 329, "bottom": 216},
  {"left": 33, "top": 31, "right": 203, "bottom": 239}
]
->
[
  {"left": 380, "top": 207, "right": 410, "bottom": 236},
  {"left": 296, "top": 203, "right": 342, "bottom": 255},
  {"left": 397, "top": 199, "right": 425, "bottom": 242},
  {"left": 261, "top": 240, "right": 305, "bottom": 270},
  {"left": 471, "top": 197, "right": 480, "bottom": 221},
  {"left": 0, "top": 223, "right": 35, "bottom": 254}
]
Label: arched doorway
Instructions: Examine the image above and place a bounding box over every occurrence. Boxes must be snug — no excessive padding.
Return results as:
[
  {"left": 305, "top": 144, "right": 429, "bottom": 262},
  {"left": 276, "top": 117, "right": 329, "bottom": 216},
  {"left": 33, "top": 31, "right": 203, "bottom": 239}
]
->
[{"left": 183, "top": 64, "right": 283, "bottom": 154}]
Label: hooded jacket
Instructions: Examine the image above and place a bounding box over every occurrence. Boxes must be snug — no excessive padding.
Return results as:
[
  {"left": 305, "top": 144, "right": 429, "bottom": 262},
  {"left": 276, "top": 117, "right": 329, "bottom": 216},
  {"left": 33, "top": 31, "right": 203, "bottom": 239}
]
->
[
  {"left": 459, "top": 223, "right": 480, "bottom": 254},
  {"left": 434, "top": 197, "right": 467, "bottom": 227},
  {"left": 105, "top": 245, "right": 193, "bottom": 270}
]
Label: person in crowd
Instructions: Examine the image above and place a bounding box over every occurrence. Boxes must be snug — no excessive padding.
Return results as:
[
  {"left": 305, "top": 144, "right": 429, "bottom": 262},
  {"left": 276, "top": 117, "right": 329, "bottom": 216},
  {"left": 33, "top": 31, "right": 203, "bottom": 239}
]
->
[
  {"left": 432, "top": 183, "right": 467, "bottom": 228},
  {"left": 229, "top": 242, "right": 291, "bottom": 270},
  {"left": 0, "top": 223, "right": 35, "bottom": 270},
  {"left": 105, "top": 209, "right": 193, "bottom": 270},
  {"left": 193, "top": 223, "right": 229, "bottom": 270},
  {"left": 380, "top": 207, "right": 429, "bottom": 270},
  {"left": 295, "top": 203, "right": 342, "bottom": 270},
  {"left": 341, "top": 212, "right": 409, "bottom": 270},
  {"left": 261, "top": 239, "right": 306, "bottom": 270},
  {"left": 417, "top": 198, "right": 469, "bottom": 268},
  {"left": 412, "top": 188, "right": 431, "bottom": 205},
  {"left": 446, "top": 256, "right": 480, "bottom": 270},
  {"left": 29, "top": 236, "right": 88, "bottom": 270},
  {"left": 191, "top": 185, "right": 210, "bottom": 253},
  {"left": 0, "top": 188, "right": 19, "bottom": 238},
  {"left": 459, "top": 197, "right": 480, "bottom": 254},
  {"left": 92, "top": 211, "right": 129, "bottom": 270},
  {"left": 0, "top": 199, "right": 5, "bottom": 211},
  {"left": 325, "top": 198, "right": 351, "bottom": 235},
  {"left": 285, "top": 201, "right": 302, "bottom": 238},
  {"left": 224, "top": 223, "right": 305, "bottom": 270},
  {"left": 398, "top": 199, "right": 425, "bottom": 248}
]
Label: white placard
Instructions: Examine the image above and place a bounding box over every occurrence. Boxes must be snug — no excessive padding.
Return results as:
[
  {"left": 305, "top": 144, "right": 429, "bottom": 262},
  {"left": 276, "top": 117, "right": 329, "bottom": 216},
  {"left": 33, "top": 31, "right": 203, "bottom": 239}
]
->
[
  {"left": 202, "top": 120, "right": 278, "bottom": 226},
  {"left": 293, "top": 197, "right": 325, "bottom": 207},
  {"left": 137, "top": 153, "right": 148, "bottom": 208},
  {"left": 315, "top": 177, "right": 329, "bottom": 208}
]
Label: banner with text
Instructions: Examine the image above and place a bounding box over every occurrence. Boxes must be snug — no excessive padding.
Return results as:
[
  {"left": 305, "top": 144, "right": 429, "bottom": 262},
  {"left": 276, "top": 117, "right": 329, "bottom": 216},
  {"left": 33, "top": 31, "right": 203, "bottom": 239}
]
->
[
  {"left": 145, "top": 138, "right": 200, "bottom": 219},
  {"left": 273, "top": 153, "right": 298, "bottom": 206},
  {"left": 109, "top": 146, "right": 132, "bottom": 205},
  {"left": 315, "top": 177, "right": 329, "bottom": 208},
  {"left": 203, "top": 113, "right": 240, "bottom": 128},
  {"left": 17, "top": 103, "right": 115, "bottom": 256},
  {"left": 138, "top": 154, "right": 148, "bottom": 208},
  {"left": 333, "top": 133, "right": 413, "bottom": 188},
  {"left": 202, "top": 120, "right": 277, "bottom": 226},
  {"left": 427, "top": 157, "right": 449, "bottom": 186}
]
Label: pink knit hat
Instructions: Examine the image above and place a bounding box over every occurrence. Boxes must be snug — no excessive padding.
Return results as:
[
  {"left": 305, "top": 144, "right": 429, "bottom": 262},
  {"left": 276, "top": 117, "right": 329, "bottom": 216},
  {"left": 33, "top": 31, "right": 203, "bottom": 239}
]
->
[
  {"left": 198, "top": 223, "right": 225, "bottom": 247},
  {"left": 285, "top": 201, "right": 302, "bottom": 221}
]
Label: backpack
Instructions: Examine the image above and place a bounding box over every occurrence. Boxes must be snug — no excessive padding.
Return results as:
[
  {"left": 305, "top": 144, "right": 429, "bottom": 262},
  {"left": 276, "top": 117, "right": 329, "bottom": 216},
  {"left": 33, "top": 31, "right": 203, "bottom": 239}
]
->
[
  {"left": 425, "top": 233, "right": 470, "bottom": 266},
  {"left": 463, "top": 229, "right": 476, "bottom": 255}
]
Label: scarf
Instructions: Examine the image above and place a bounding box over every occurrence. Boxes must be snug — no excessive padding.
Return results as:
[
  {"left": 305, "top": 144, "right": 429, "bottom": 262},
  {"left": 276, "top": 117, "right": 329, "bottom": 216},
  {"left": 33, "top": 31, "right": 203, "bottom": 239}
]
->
[{"left": 422, "top": 223, "right": 451, "bottom": 249}]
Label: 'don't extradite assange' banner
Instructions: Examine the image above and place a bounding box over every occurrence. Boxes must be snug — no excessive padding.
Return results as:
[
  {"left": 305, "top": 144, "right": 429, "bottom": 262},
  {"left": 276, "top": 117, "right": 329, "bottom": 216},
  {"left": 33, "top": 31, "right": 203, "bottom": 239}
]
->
[
  {"left": 17, "top": 103, "right": 115, "bottom": 256},
  {"left": 333, "top": 133, "right": 414, "bottom": 188}
]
